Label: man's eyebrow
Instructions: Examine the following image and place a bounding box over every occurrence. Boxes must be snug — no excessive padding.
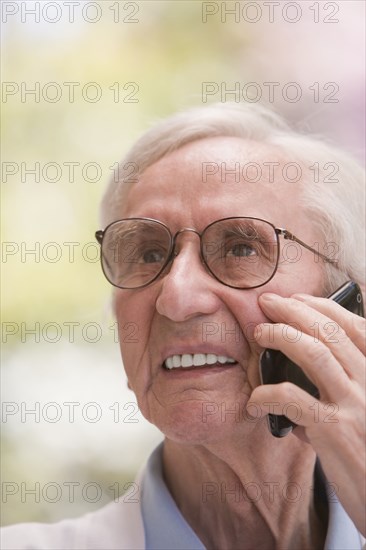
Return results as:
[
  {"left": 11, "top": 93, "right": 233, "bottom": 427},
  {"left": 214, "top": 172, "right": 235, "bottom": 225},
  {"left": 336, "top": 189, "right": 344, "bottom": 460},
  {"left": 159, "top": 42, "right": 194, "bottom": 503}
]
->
[
  {"left": 218, "top": 223, "right": 271, "bottom": 241},
  {"left": 109, "top": 223, "right": 165, "bottom": 239}
]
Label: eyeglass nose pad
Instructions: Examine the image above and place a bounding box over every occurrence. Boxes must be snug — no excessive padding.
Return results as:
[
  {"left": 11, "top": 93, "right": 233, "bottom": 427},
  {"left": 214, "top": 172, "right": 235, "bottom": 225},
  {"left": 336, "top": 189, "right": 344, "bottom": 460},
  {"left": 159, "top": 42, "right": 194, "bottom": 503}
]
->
[{"left": 171, "top": 228, "right": 202, "bottom": 256}]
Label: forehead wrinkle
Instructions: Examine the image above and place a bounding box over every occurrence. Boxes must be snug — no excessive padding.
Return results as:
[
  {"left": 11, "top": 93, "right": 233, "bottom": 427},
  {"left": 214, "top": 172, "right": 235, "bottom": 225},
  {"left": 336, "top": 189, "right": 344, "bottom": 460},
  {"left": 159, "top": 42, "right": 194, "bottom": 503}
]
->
[
  {"left": 153, "top": 141, "right": 294, "bottom": 209},
  {"left": 121, "top": 136, "right": 311, "bottom": 236},
  {"left": 158, "top": 136, "right": 289, "bottom": 180}
]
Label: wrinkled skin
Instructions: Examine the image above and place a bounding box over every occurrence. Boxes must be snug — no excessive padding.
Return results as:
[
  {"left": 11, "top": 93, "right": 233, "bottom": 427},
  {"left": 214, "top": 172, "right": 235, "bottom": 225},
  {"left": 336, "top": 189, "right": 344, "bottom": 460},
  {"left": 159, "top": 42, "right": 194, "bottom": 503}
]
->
[{"left": 113, "top": 137, "right": 365, "bottom": 549}]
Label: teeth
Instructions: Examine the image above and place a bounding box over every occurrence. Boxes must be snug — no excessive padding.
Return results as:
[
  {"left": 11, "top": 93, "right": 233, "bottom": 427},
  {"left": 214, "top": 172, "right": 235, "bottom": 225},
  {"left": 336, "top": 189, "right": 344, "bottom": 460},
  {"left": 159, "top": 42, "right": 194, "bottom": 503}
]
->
[
  {"left": 193, "top": 354, "right": 206, "bottom": 366},
  {"left": 164, "top": 353, "right": 236, "bottom": 370},
  {"left": 172, "top": 355, "right": 181, "bottom": 368},
  {"left": 206, "top": 353, "right": 217, "bottom": 365},
  {"left": 165, "top": 357, "right": 173, "bottom": 369},
  {"left": 181, "top": 354, "right": 193, "bottom": 367}
]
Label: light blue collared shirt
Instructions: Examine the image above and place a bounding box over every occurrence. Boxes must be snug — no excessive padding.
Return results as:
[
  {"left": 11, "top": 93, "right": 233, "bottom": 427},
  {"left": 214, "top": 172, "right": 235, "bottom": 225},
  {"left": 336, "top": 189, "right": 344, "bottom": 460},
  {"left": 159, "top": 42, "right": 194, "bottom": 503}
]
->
[{"left": 141, "top": 444, "right": 363, "bottom": 550}]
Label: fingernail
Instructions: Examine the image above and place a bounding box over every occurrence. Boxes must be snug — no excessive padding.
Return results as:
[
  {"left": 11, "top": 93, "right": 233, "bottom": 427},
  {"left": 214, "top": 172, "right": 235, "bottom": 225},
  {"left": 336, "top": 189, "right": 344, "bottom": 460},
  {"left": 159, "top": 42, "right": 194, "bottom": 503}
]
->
[
  {"left": 253, "top": 325, "right": 262, "bottom": 339},
  {"left": 259, "top": 293, "right": 279, "bottom": 302}
]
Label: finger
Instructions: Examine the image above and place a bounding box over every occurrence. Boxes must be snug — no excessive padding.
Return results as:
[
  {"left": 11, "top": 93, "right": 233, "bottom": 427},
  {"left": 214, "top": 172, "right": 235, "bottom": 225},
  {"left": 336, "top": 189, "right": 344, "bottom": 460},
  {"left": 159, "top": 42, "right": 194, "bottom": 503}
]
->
[
  {"left": 248, "top": 383, "right": 340, "bottom": 429},
  {"left": 259, "top": 294, "right": 365, "bottom": 383},
  {"left": 255, "top": 323, "right": 351, "bottom": 400},
  {"left": 291, "top": 293, "right": 366, "bottom": 355}
]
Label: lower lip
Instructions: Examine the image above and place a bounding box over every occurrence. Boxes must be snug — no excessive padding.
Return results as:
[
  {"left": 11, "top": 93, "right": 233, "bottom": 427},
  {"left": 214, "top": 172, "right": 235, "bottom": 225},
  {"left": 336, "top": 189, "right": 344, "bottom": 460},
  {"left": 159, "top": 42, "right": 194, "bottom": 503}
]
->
[{"left": 162, "top": 362, "right": 239, "bottom": 377}]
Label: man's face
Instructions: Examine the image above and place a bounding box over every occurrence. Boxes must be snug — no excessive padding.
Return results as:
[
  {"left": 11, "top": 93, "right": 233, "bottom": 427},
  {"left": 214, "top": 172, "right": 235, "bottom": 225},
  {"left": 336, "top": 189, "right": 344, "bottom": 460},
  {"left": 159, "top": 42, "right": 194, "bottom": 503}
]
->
[{"left": 114, "top": 137, "right": 324, "bottom": 444}]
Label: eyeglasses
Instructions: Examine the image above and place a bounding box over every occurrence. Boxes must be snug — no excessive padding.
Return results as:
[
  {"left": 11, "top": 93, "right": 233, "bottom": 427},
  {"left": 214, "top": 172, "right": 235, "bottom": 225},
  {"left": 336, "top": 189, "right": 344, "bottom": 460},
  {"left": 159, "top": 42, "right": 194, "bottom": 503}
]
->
[{"left": 95, "top": 217, "right": 338, "bottom": 290}]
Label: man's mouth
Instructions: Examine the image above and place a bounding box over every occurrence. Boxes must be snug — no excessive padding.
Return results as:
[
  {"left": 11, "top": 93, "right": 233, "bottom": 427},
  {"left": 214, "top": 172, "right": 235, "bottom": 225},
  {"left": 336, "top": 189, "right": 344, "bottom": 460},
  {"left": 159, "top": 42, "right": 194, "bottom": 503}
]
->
[{"left": 163, "top": 353, "right": 237, "bottom": 370}]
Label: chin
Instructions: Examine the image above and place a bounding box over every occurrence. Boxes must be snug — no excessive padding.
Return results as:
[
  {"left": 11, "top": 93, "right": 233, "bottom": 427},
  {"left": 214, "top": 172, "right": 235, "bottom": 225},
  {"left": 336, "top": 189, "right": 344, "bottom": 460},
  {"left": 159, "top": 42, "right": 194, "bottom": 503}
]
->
[{"left": 147, "top": 400, "right": 254, "bottom": 446}]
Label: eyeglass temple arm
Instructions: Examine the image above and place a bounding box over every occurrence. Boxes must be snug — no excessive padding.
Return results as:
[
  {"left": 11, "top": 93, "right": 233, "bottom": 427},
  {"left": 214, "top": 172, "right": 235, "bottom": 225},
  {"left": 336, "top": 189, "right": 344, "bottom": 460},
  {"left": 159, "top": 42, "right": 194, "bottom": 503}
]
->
[
  {"left": 95, "top": 226, "right": 339, "bottom": 265},
  {"left": 95, "top": 230, "right": 113, "bottom": 274},
  {"left": 95, "top": 230, "right": 103, "bottom": 244},
  {"left": 277, "top": 229, "right": 338, "bottom": 265}
]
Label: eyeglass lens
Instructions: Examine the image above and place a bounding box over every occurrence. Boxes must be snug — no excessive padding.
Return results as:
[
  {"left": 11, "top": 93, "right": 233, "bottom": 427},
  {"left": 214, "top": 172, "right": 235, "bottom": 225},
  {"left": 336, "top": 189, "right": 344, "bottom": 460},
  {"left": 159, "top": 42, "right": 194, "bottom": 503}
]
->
[{"left": 101, "top": 218, "right": 279, "bottom": 289}]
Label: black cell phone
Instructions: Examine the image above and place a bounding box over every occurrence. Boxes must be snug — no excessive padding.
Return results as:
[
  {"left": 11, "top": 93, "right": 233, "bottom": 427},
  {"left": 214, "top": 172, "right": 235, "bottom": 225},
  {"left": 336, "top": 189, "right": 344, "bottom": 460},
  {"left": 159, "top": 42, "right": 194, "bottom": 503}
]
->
[{"left": 259, "top": 281, "right": 364, "bottom": 438}]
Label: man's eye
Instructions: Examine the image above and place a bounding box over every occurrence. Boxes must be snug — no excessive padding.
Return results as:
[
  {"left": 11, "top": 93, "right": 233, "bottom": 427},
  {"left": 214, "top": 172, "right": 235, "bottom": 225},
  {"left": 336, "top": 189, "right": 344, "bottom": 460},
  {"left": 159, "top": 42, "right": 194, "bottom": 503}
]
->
[
  {"left": 141, "top": 250, "right": 165, "bottom": 263},
  {"left": 226, "top": 243, "right": 257, "bottom": 257}
]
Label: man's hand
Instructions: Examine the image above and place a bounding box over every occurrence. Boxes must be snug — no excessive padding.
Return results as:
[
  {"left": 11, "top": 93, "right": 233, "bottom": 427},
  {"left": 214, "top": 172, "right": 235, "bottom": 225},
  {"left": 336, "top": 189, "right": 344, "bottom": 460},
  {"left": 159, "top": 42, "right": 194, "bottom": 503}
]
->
[{"left": 248, "top": 292, "right": 366, "bottom": 535}]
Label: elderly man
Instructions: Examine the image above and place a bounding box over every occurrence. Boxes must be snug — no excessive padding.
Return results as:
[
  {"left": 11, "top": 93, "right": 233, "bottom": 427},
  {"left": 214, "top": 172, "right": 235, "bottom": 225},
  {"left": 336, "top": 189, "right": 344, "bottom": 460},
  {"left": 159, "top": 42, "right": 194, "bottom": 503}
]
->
[{"left": 2, "top": 103, "right": 365, "bottom": 549}]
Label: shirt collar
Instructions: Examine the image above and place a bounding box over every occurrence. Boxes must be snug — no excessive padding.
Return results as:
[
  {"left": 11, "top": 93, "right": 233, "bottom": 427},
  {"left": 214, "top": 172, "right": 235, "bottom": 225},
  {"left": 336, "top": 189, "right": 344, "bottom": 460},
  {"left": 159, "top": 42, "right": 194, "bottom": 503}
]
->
[
  {"left": 141, "top": 443, "right": 204, "bottom": 549},
  {"left": 141, "top": 443, "right": 363, "bottom": 550}
]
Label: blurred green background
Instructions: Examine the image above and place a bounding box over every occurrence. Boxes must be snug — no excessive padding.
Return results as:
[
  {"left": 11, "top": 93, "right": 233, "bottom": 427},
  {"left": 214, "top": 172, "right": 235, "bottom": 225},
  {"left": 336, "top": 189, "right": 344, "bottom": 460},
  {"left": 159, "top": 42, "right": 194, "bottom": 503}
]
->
[{"left": 1, "top": 0, "right": 364, "bottom": 525}]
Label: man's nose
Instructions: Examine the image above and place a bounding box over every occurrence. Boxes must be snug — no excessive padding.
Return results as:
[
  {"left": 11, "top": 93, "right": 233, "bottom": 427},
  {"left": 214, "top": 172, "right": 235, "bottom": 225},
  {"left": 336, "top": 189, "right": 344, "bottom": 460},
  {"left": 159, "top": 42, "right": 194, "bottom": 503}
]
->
[{"left": 155, "top": 233, "right": 221, "bottom": 322}]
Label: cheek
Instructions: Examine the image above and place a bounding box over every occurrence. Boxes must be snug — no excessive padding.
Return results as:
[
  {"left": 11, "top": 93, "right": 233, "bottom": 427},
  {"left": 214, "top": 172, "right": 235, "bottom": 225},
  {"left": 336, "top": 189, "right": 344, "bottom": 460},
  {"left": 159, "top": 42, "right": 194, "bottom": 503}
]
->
[
  {"left": 272, "top": 268, "right": 325, "bottom": 299},
  {"left": 114, "top": 291, "right": 154, "bottom": 380},
  {"left": 275, "top": 245, "right": 326, "bottom": 293},
  {"left": 219, "top": 288, "right": 269, "bottom": 338}
]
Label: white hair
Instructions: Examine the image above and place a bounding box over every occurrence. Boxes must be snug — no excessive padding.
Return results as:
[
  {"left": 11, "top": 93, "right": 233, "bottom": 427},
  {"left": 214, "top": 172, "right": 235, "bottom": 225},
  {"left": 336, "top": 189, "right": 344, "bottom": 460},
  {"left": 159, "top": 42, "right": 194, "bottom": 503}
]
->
[{"left": 101, "top": 102, "right": 365, "bottom": 293}]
